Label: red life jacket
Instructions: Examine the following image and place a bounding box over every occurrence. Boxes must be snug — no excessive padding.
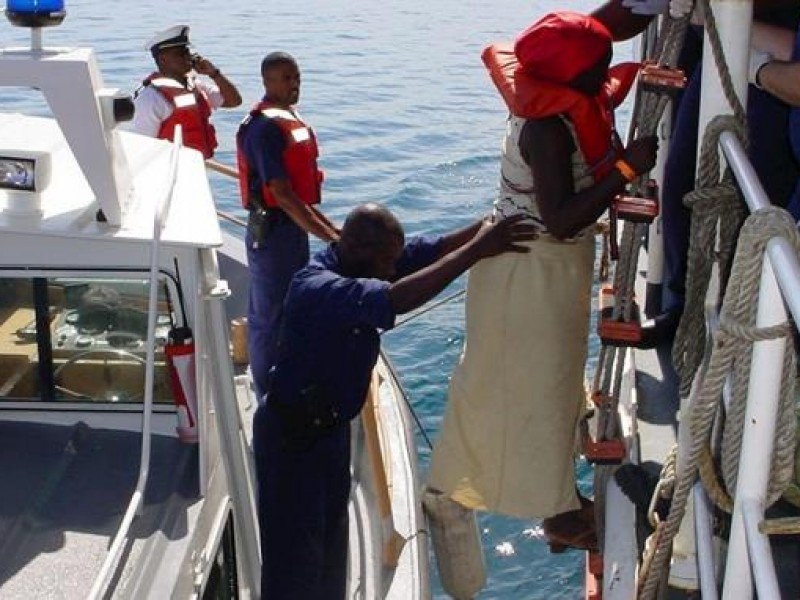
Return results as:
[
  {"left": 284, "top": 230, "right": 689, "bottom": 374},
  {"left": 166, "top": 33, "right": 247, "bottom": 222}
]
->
[
  {"left": 236, "top": 100, "right": 323, "bottom": 210},
  {"left": 144, "top": 72, "right": 218, "bottom": 159},
  {"left": 482, "top": 44, "right": 640, "bottom": 181}
]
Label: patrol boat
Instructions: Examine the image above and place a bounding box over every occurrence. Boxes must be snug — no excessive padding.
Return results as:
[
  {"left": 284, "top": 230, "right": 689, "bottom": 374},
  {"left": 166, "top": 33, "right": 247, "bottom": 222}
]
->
[{"left": 0, "top": 1, "right": 428, "bottom": 597}]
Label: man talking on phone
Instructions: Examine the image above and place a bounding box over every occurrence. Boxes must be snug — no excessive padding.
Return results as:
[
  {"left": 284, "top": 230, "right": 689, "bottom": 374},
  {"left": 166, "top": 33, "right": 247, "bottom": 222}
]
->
[{"left": 132, "top": 24, "right": 241, "bottom": 158}]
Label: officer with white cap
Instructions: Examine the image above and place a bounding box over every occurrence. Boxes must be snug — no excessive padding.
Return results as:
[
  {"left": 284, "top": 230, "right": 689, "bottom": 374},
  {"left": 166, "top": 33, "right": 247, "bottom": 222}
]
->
[{"left": 132, "top": 25, "right": 241, "bottom": 158}]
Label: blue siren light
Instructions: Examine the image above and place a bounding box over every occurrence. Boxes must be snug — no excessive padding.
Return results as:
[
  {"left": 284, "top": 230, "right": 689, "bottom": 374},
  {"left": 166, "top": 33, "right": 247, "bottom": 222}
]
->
[{"left": 5, "top": 0, "right": 66, "bottom": 28}]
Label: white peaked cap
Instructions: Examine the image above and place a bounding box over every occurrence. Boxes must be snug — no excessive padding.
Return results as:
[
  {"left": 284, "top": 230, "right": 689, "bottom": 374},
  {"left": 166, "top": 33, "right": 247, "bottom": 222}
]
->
[{"left": 144, "top": 25, "right": 191, "bottom": 52}]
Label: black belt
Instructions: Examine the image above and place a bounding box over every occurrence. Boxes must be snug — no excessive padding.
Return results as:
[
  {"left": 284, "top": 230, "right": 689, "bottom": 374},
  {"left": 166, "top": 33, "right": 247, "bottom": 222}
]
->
[{"left": 270, "top": 385, "right": 342, "bottom": 441}]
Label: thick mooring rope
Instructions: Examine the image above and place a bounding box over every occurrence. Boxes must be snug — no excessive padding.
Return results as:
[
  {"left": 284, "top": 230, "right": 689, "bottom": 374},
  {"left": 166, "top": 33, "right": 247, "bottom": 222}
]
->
[
  {"left": 717, "top": 212, "right": 798, "bottom": 502},
  {"left": 639, "top": 208, "right": 800, "bottom": 600},
  {"left": 672, "top": 115, "right": 748, "bottom": 397}
]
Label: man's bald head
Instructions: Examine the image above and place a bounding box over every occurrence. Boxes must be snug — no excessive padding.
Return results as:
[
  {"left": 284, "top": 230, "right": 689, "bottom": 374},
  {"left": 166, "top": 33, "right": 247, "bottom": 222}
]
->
[
  {"left": 340, "top": 203, "right": 403, "bottom": 248},
  {"left": 338, "top": 203, "right": 405, "bottom": 280}
]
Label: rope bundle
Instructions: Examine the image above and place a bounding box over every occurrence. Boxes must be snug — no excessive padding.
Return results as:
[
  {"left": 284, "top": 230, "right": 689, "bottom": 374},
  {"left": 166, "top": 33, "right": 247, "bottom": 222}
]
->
[
  {"left": 640, "top": 208, "right": 800, "bottom": 600},
  {"left": 590, "top": 0, "right": 800, "bottom": 597},
  {"left": 672, "top": 115, "right": 748, "bottom": 397}
]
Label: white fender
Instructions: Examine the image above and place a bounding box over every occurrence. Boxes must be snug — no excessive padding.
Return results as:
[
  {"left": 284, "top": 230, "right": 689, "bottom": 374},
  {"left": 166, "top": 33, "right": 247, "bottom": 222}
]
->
[{"left": 422, "top": 488, "right": 486, "bottom": 600}]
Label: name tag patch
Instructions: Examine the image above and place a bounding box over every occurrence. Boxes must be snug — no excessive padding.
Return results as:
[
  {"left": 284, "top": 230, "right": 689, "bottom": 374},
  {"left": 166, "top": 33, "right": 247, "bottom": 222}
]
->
[
  {"left": 174, "top": 94, "right": 198, "bottom": 108},
  {"left": 292, "top": 128, "right": 310, "bottom": 143}
]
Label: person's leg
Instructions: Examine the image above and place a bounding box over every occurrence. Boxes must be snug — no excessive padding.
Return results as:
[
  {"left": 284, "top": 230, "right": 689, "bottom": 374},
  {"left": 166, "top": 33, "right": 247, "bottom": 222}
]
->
[
  {"left": 320, "top": 434, "right": 351, "bottom": 600},
  {"left": 255, "top": 406, "right": 334, "bottom": 598},
  {"left": 661, "top": 64, "right": 701, "bottom": 317},
  {"left": 252, "top": 403, "right": 274, "bottom": 576},
  {"left": 246, "top": 219, "right": 310, "bottom": 402},
  {"left": 638, "top": 64, "right": 701, "bottom": 348}
]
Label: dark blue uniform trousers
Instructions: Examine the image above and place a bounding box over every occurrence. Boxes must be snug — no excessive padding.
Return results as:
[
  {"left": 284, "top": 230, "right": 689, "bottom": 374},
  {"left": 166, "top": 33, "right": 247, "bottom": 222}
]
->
[
  {"left": 246, "top": 218, "right": 309, "bottom": 404},
  {"left": 254, "top": 403, "right": 350, "bottom": 599}
]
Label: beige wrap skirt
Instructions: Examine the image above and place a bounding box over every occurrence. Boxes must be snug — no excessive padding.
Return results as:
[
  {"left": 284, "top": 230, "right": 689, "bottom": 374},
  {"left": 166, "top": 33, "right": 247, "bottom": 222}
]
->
[{"left": 427, "top": 233, "right": 595, "bottom": 519}]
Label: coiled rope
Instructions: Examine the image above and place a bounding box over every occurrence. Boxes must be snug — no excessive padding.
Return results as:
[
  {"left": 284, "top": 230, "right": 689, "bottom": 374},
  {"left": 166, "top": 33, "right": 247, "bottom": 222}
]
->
[
  {"left": 636, "top": 0, "right": 758, "bottom": 595},
  {"left": 672, "top": 114, "right": 748, "bottom": 397},
  {"left": 639, "top": 208, "right": 800, "bottom": 600}
]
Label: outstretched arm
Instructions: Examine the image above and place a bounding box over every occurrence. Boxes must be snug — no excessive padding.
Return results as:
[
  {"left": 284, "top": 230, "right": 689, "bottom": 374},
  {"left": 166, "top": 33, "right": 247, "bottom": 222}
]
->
[
  {"left": 389, "top": 215, "right": 537, "bottom": 314},
  {"left": 592, "top": 0, "right": 656, "bottom": 41},
  {"left": 437, "top": 220, "right": 483, "bottom": 256},
  {"left": 310, "top": 205, "right": 341, "bottom": 238},
  {"left": 749, "top": 21, "right": 800, "bottom": 106},
  {"left": 755, "top": 60, "right": 800, "bottom": 106}
]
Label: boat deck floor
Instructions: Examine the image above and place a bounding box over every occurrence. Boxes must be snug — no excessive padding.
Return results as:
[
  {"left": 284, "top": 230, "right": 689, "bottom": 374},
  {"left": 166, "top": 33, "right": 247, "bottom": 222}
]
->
[{"left": 0, "top": 419, "right": 198, "bottom": 598}]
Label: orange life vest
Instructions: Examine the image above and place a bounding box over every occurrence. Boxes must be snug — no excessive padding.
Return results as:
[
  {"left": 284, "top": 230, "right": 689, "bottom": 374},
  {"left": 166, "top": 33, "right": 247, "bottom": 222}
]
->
[
  {"left": 482, "top": 44, "right": 640, "bottom": 181},
  {"left": 144, "top": 72, "right": 218, "bottom": 159},
  {"left": 236, "top": 100, "right": 323, "bottom": 210}
]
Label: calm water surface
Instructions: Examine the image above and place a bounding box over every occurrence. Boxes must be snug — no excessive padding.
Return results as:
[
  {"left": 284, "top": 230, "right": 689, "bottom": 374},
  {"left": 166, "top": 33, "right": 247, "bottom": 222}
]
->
[{"left": 3, "top": 2, "right": 634, "bottom": 597}]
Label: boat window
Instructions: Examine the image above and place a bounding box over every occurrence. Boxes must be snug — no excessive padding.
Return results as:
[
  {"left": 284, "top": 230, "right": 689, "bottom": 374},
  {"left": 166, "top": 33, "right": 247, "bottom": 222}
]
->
[{"left": 0, "top": 276, "right": 175, "bottom": 404}]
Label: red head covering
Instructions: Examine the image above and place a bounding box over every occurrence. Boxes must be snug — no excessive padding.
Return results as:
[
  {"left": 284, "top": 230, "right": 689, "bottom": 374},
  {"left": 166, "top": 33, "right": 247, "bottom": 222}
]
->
[{"left": 514, "top": 11, "right": 613, "bottom": 85}]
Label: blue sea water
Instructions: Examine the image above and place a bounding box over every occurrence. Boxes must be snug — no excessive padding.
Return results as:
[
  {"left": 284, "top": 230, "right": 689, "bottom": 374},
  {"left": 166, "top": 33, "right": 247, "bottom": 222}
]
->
[{"left": 2, "top": 1, "right": 635, "bottom": 597}]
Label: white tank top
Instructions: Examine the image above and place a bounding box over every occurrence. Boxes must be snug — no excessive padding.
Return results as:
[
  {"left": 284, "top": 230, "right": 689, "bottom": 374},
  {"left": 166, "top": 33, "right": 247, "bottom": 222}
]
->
[{"left": 493, "top": 115, "right": 594, "bottom": 235}]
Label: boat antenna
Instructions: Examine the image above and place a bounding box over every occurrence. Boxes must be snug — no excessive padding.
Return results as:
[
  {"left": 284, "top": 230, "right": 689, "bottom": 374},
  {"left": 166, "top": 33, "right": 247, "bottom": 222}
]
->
[
  {"left": 163, "top": 280, "right": 176, "bottom": 330},
  {"left": 173, "top": 257, "right": 189, "bottom": 329}
]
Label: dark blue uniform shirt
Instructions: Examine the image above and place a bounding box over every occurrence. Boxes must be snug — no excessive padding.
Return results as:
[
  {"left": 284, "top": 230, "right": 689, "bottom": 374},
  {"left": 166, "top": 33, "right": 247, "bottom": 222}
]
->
[
  {"left": 239, "top": 96, "right": 289, "bottom": 186},
  {"left": 269, "top": 234, "right": 443, "bottom": 421}
]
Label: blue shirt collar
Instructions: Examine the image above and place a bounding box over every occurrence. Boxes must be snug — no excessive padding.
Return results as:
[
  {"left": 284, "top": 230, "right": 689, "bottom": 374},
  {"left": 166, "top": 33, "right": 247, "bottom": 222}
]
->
[{"left": 310, "top": 243, "right": 340, "bottom": 271}]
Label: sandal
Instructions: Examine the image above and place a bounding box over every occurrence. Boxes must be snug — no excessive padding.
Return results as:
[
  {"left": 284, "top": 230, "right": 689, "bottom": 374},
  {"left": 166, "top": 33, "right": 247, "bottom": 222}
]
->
[{"left": 543, "top": 508, "right": 598, "bottom": 554}]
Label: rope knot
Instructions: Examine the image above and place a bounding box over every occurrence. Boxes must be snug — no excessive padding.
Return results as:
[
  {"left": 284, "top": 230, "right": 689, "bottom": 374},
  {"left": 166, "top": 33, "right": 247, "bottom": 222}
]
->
[
  {"left": 682, "top": 179, "right": 738, "bottom": 211},
  {"left": 718, "top": 316, "right": 791, "bottom": 343}
]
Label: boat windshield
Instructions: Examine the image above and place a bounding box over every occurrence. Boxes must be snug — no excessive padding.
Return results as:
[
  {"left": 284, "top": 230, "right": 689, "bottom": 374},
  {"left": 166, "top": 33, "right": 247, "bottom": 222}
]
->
[{"left": 0, "top": 275, "right": 175, "bottom": 404}]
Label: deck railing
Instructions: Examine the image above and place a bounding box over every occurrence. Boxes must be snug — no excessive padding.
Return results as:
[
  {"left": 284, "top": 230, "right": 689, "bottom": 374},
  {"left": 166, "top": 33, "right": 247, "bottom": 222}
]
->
[
  {"left": 712, "top": 132, "right": 800, "bottom": 600},
  {"left": 85, "top": 128, "right": 184, "bottom": 600}
]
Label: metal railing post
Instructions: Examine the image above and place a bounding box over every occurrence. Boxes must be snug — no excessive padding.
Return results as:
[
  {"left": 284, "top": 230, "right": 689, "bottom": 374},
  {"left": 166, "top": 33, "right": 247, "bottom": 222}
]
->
[
  {"left": 721, "top": 255, "right": 786, "bottom": 600},
  {"left": 86, "top": 128, "right": 183, "bottom": 600}
]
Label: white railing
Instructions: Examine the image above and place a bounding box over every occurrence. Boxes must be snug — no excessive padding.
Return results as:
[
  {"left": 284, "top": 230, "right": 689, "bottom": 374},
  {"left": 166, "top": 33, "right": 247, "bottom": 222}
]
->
[
  {"left": 720, "top": 132, "right": 800, "bottom": 317},
  {"left": 200, "top": 249, "right": 262, "bottom": 597},
  {"left": 86, "top": 128, "right": 184, "bottom": 600},
  {"left": 713, "top": 131, "right": 800, "bottom": 600}
]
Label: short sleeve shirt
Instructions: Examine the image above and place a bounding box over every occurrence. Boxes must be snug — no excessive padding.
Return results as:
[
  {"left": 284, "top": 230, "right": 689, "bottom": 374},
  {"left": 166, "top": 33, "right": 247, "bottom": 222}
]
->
[
  {"left": 238, "top": 97, "right": 291, "bottom": 187},
  {"left": 131, "top": 76, "right": 223, "bottom": 138}
]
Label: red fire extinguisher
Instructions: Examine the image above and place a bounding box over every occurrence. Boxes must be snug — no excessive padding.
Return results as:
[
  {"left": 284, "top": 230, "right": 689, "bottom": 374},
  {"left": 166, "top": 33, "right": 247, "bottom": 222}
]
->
[{"left": 165, "top": 259, "right": 198, "bottom": 444}]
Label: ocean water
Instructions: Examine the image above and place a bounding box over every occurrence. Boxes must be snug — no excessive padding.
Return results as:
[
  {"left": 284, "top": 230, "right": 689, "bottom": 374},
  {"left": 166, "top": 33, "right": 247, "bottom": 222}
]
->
[{"left": 2, "top": 1, "right": 634, "bottom": 597}]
